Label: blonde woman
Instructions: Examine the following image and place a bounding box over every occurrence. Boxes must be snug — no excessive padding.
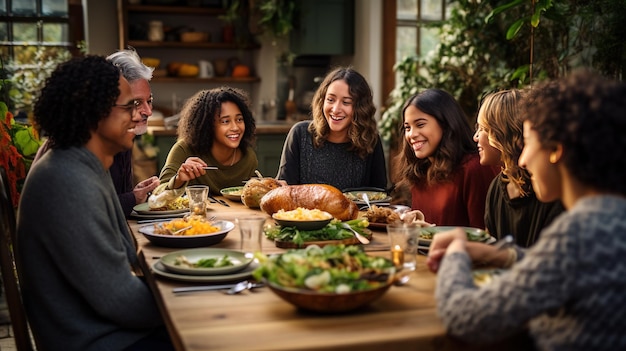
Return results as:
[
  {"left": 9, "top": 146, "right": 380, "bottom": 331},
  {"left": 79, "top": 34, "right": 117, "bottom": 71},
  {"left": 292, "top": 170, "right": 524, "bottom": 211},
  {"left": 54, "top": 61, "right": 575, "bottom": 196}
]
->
[{"left": 474, "top": 90, "right": 564, "bottom": 246}]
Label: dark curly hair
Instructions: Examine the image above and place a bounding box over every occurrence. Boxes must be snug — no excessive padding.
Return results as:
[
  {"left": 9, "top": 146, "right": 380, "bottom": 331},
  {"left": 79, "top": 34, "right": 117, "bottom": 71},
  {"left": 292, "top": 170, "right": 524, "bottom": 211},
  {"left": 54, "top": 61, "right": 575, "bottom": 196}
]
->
[
  {"left": 34, "top": 55, "right": 121, "bottom": 149},
  {"left": 522, "top": 70, "right": 626, "bottom": 196},
  {"left": 309, "top": 66, "right": 378, "bottom": 159},
  {"left": 394, "top": 89, "right": 477, "bottom": 188},
  {"left": 177, "top": 87, "right": 256, "bottom": 154}
]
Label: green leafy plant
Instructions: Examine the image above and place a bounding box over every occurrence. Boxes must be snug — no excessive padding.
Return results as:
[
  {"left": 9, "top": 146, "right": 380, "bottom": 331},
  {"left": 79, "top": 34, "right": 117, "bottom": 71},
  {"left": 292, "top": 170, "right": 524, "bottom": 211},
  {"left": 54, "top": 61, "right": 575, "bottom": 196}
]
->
[
  {"left": 379, "top": 0, "right": 625, "bottom": 145},
  {"left": 0, "top": 101, "right": 41, "bottom": 207},
  {"left": 255, "top": 0, "right": 296, "bottom": 39}
]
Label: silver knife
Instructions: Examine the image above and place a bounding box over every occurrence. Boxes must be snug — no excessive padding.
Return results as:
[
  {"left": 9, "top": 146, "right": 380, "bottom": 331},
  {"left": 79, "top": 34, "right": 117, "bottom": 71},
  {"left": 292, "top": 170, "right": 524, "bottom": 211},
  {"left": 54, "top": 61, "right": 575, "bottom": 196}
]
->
[{"left": 173, "top": 283, "right": 239, "bottom": 293}]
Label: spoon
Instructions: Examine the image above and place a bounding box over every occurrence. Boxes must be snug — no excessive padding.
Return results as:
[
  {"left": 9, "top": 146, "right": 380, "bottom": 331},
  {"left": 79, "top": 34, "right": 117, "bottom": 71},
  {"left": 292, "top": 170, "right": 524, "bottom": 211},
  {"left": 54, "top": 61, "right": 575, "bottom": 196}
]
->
[
  {"left": 360, "top": 192, "right": 372, "bottom": 210},
  {"left": 340, "top": 223, "right": 370, "bottom": 244}
]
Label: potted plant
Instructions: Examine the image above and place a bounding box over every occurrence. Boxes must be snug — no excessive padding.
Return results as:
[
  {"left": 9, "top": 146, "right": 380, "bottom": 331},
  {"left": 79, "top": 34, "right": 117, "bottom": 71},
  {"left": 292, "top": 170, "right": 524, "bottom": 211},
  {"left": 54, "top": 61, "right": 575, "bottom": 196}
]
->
[{"left": 218, "top": 0, "right": 240, "bottom": 43}]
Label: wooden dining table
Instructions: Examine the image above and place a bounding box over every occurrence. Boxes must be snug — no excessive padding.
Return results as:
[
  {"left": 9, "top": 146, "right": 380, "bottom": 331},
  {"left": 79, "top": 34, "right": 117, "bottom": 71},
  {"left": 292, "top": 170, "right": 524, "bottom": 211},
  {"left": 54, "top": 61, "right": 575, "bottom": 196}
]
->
[{"left": 128, "top": 197, "right": 525, "bottom": 351}]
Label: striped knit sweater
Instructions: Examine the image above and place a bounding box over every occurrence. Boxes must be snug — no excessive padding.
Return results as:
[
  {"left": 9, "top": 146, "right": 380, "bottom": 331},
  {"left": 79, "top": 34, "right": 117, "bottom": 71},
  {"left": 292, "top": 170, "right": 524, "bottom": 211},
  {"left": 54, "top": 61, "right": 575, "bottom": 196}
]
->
[{"left": 436, "top": 195, "right": 626, "bottom": 350}]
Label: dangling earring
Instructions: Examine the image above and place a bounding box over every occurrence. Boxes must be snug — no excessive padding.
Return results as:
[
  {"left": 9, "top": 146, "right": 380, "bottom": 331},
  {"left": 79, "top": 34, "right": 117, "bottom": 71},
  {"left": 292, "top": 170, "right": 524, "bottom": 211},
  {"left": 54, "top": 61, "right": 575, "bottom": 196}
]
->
[{"left": 549, "top": 152, "right": 558, "bottom": 164}]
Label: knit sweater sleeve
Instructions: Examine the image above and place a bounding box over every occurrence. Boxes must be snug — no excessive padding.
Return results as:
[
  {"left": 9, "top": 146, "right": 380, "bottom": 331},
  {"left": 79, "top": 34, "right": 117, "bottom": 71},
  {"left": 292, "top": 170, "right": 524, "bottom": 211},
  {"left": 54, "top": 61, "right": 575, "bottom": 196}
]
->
[{"left": 435, "top": 199, "right": 620, "bottom": 346}]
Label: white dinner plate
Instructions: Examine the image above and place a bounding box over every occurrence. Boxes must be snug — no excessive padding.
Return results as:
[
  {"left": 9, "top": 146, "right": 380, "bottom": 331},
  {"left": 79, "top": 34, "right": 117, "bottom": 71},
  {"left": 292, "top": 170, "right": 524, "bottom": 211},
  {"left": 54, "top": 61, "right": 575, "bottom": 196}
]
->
[
  {"left": 160, "top": 248, "right": 252, "bottom": 276},
  {"left": 151, "top": 260, "right": 259, "bottom": 283}
]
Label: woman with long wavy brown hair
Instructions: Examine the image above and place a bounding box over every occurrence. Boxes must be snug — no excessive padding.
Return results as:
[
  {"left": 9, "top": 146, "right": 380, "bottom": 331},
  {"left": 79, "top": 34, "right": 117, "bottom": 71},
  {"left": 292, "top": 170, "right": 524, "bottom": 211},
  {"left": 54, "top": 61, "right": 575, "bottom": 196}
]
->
[
  {"left": 393, "top": 89, "right": 498, "bottom": 228},
  {"left": 276, "top": 66, "right": 387, "bottom": 191}
]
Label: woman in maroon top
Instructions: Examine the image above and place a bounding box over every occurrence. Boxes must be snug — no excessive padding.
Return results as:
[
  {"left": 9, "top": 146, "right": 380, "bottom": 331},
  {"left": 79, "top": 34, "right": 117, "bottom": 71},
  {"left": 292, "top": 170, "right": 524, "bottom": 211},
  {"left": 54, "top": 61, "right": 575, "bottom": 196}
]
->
[{"left": 392, "top": 89, "right": 498, "bottom": 228}]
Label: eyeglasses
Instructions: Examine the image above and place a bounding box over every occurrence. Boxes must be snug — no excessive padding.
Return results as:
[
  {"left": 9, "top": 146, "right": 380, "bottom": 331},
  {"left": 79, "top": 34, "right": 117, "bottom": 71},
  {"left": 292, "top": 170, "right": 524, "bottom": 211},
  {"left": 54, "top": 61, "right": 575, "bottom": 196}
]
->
[{"left": 112, "top": 100, "right": 140, "bottom": 118}]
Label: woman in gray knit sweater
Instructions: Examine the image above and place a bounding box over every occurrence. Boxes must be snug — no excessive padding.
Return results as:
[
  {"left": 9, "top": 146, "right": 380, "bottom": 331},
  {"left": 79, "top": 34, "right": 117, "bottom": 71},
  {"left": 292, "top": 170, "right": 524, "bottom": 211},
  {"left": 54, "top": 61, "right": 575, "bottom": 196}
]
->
[{"left": 427, "top": 70, "right": 626, "bottom": 350}]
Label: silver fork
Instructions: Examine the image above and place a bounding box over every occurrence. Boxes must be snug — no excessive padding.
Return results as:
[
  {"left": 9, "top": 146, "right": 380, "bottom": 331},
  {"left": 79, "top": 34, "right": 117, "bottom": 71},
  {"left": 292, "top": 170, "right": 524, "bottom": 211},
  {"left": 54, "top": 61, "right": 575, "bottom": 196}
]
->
[
  {"left": 493, "top": 235, "right": 514, "bottom": 251},
  {"left": 224, "top": 281, "right": 265, "bottom": 295}
]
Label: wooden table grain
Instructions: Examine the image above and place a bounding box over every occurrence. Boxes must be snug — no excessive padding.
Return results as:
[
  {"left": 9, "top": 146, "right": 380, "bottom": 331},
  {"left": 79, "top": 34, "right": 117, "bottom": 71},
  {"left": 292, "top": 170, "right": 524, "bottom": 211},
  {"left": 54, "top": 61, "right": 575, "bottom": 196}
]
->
[{"left": 129, "top": 198, "right": 515, "bottom": 351}]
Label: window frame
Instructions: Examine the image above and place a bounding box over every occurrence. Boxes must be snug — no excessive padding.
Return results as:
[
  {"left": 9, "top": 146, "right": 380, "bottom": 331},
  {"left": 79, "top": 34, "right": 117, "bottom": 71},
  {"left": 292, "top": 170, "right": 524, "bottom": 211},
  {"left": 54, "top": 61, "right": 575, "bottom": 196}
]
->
[{"left": 0, "top": 0, "right": 84, "bottom": 60}]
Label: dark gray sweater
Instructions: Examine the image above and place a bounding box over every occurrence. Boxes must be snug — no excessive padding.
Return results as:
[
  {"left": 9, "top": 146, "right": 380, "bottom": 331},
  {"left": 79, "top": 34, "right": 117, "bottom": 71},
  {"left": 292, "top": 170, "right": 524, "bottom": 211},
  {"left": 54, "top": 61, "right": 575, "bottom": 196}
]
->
[
  {"left": 17, "top": 147, "right": 164, "bottom": 350},
  {"left": 436, "top": 195, "right": 626, "bottom": 350},
  {"left": 276, "top": 121, "right": 387, "bottom": 191}
]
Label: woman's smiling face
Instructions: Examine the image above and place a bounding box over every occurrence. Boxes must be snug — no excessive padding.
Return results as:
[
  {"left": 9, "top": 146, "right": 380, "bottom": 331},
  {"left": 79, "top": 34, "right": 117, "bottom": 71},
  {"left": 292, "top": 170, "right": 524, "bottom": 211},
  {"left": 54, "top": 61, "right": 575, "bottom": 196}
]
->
[
  {"left": 403, "top": 105, "right": 443, "bottom": 159},
  {"left": 213, "top": 101, "right": 244, "bottom": 149},
  {"left": 323, "top": 80, "right": 353, "bottom": 139}
]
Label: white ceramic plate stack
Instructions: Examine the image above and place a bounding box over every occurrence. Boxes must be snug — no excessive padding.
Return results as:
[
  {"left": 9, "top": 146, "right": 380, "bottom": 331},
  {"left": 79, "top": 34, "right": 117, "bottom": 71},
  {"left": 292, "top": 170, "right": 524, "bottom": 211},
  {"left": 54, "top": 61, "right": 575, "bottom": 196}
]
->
[{"left": 151, "top": 248, "right": 258, "bottom": 283}]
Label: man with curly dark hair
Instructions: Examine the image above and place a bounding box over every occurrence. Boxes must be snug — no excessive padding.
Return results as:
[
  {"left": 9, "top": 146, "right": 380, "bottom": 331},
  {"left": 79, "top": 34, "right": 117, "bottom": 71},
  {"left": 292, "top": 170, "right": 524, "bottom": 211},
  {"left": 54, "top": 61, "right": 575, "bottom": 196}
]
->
[
  {"left": 16, "top": 56, "right": 173, "bottom": 350},
  {"left": 428, "top": 70, "right": 626, "bottom": 350}
]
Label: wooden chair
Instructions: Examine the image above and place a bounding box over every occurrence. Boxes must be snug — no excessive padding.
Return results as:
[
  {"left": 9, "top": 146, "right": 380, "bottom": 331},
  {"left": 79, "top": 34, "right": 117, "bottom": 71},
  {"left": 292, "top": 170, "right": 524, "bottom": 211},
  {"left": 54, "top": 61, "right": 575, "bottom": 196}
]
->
[{"left": 0, "top": 167, "right": 36, "bottom": 351}]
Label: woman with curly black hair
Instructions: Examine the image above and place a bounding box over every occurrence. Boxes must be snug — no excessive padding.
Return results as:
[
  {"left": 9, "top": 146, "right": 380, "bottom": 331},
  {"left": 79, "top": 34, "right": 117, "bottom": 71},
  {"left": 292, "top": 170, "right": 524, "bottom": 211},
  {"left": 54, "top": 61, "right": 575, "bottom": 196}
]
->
[
  {"left": 153, "top": 86, "right": 258, "bottom": 196},
  {"left": 17, "top": 56, "right": 173, "bottom": 350},
  {"left": 393, "top": 89, "right": 498, "bottom": 228},
  {"left": 428, "top": 70, "right": 626, "bottom": 350},
  {"left": 276, "top": 66, "right": 387, "bottom": 191}
]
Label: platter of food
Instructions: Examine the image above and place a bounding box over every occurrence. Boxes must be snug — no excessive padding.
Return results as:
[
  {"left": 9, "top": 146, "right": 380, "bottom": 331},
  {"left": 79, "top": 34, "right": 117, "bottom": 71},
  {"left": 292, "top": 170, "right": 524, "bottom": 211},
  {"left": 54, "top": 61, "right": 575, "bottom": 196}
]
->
[
  {"left": 160, "top": 248, "right": 252, "bottom": 276},
  {"left": 343, "top": 191, "right": 391, "bottom": 205},
  {"left": 220, "top": 186, "right": 244, "bottom": 202},
  {"left": 418, "top": 226, "right": 492, "bottom": 245},
  {"left": 138, "top": 218, "right": 235, "bottom": 248},
  {"left": 265, "top": 218, "right": 372, "bottom": 249},
  {"left": 253, "top": 244, "right": 395, "bottom": 313},
  {"left": 133, "top": 201, "right": 189, "bottom": 215}
]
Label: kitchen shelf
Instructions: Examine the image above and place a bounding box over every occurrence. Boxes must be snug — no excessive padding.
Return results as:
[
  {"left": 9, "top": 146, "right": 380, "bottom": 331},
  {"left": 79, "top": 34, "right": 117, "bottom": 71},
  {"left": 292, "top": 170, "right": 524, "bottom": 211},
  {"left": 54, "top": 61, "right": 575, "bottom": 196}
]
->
[
  {"left": 128, "top": 40, "right": 260, "bottom": 50},
  {"left": 151, "top": 76, "right": 260, "bottom": 83}
]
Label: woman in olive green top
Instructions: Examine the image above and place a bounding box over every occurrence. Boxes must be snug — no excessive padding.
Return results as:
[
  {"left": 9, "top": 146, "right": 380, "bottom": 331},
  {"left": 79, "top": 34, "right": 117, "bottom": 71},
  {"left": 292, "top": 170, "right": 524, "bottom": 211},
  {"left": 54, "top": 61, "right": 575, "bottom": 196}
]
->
[{"left": 154, "top": 87, "right": 258, "bottom": 196}]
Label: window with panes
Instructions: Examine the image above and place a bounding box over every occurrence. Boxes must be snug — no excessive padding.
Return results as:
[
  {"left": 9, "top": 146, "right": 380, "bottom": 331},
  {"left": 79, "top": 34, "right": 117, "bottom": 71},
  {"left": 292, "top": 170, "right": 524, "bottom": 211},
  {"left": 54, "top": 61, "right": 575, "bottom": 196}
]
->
[
  {"left": 382, "top": 0, "right": 450, "bottom": 104},
  {"left": 0, "top": 0, "right": 83, "bottom": 65}
]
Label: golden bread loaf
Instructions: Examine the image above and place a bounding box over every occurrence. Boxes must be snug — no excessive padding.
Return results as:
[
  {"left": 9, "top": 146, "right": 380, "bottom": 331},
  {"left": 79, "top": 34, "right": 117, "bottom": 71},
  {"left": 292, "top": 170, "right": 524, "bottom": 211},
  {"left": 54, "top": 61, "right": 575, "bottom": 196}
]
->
[
  {"left": 241, "top": 177, "right": 283, "bottom": 208},
  {"left": 260, "top": 184, "right": 359, "bottom": 221}
]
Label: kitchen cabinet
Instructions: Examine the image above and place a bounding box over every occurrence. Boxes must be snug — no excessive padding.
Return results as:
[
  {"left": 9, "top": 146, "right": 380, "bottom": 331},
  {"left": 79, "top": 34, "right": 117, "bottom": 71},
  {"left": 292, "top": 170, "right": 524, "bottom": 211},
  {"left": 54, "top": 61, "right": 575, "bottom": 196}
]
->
[
  {"left": 290, "top": 0, "right": 354, "bottom": 55},
  {"left": 116, "top": 0, "right": 261, "bottom": 109}
]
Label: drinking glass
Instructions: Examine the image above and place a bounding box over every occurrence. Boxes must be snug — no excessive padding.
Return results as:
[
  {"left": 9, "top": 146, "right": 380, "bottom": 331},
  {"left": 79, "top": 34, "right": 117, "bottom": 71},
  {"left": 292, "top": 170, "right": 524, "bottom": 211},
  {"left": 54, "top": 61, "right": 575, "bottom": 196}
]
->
[
  {"left": 185, "top": 185, "right": 209, "bottom": 216},
  {"left": 236, "top": 216, "right": 267, "bottom": 259},
  {"left": 387, "top": 223, "right": 420, "bottom": 276}
]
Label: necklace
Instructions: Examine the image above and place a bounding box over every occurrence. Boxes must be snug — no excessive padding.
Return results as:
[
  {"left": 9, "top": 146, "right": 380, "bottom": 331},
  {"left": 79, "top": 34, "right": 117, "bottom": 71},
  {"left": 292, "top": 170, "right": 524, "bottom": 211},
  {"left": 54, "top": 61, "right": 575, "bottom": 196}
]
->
[{"left": 230, "top": 148, "right": 237, "bottom": 166}]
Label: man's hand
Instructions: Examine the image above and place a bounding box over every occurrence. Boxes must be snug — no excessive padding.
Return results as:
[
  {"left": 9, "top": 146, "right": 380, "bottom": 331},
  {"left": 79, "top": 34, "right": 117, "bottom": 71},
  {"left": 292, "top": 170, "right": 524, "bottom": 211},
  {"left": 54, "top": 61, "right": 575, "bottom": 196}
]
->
[{"left": 133, "top": 176, "right": 160, "bottom": 204}]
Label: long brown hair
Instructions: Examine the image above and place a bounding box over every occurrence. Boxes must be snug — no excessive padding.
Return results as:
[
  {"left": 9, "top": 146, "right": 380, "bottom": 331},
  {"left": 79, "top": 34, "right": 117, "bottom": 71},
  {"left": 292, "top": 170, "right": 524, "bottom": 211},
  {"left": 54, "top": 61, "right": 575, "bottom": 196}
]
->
[
  {"left": 309, "top": 66, "right": 378, "bottom": 159},
  {"left": 394, "top": 89, "right": 476, "bottom": 190}
]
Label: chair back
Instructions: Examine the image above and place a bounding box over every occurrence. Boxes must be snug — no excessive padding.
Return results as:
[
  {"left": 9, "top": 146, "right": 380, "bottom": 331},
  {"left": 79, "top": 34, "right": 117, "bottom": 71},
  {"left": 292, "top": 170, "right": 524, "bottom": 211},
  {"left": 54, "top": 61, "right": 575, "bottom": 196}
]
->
[{"left": 0, "top": 167, "right": 35, "bottom": 351}]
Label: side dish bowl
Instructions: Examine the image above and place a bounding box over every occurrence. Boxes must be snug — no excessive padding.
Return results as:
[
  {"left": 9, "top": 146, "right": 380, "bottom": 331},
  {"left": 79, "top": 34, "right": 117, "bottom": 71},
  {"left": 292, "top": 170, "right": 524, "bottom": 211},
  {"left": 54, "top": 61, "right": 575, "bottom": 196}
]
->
[
  {"left": 272, "top": 214, "right": 333, "bottom": 231},
  {"left": 138, "top": 220, "right": 235, "bottom": 248},
  {"left": 267, "top": 281, "right": 393, "bottom": 313}
]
